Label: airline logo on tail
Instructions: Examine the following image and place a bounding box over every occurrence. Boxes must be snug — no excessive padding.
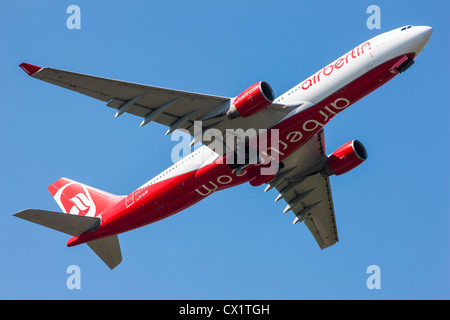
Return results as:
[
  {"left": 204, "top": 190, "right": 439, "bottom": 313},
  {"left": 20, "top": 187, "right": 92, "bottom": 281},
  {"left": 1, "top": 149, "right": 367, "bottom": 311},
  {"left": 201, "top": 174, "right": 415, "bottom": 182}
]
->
[{"left": 53, "top": 182, "right": 97, "bottom": 217}]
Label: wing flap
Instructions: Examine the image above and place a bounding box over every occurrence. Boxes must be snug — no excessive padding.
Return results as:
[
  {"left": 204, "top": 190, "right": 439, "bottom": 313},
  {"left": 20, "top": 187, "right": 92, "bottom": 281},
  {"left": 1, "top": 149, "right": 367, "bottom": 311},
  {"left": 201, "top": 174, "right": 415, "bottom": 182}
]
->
[
  {"left": 302, "top": 175, "right": 338, "bottom": 249},
  {"left": 268, "top": 130, "right": 339, "bottom": 249}
]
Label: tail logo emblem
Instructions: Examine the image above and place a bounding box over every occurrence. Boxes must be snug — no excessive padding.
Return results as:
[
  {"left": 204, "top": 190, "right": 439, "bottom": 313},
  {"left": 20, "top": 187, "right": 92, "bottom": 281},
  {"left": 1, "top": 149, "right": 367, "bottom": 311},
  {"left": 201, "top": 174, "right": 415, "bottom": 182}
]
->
[{"left": 54, "top": 182, "right": 97, "bottom": 217}]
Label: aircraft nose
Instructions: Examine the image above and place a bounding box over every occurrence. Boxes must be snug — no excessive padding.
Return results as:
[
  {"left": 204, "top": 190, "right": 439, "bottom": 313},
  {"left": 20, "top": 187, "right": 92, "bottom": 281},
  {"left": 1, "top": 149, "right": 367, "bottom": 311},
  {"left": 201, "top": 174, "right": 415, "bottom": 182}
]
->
[
  {"left": 412, "top": 26, "right": 433, "bottom": 56},
  {"left": 421, "top": 26, "right": 433, "bottom": 41}
]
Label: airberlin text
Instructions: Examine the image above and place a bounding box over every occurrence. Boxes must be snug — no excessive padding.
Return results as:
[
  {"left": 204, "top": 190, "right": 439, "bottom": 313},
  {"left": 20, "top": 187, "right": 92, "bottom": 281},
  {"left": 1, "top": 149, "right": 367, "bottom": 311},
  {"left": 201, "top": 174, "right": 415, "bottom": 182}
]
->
[
  {"left": 179, "top": 303, "right": 269, "bottom": 317},
  {"left": 301, "top": 42, "right": 371, "bottom": 91}
]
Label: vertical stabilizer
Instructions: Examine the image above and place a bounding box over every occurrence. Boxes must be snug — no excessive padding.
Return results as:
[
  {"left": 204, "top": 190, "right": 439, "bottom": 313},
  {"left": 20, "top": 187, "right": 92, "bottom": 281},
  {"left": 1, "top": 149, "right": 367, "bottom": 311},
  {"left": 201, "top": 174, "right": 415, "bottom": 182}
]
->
[{"left": 48, "top": 178, "right": 123, "bottom": 217}]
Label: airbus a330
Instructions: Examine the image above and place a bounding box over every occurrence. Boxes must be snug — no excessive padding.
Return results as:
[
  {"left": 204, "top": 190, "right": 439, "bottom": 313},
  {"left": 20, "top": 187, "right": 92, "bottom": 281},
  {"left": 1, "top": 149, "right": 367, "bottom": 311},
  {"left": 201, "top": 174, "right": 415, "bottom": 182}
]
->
[{"left": 14, "top": 25, "right": 432, "bottom": 269}]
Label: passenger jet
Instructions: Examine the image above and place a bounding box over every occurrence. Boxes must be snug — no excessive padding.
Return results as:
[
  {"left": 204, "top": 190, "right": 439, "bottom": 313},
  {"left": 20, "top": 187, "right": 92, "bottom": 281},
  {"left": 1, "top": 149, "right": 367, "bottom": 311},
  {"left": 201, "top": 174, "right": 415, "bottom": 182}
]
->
[{"left": 14, "top": 25, "right": 432, "bottom": 269}]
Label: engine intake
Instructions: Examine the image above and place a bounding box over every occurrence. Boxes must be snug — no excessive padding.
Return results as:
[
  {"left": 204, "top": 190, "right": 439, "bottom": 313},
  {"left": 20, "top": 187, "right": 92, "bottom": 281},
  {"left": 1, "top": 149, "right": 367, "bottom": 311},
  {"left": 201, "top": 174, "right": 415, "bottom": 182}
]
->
[
  {"left": 227, "top": 81, "right": 275, "bottom": 119},
  {"left": 326, "top": 140, "right": 368, "bottom": 176}
]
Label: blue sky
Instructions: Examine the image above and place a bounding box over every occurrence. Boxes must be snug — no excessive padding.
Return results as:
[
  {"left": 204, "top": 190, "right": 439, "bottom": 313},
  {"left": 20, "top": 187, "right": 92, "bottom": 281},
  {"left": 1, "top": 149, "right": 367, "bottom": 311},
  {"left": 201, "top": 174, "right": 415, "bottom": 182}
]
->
[{"left": 1, "top": 0, "right": 448, "bottom": 299}]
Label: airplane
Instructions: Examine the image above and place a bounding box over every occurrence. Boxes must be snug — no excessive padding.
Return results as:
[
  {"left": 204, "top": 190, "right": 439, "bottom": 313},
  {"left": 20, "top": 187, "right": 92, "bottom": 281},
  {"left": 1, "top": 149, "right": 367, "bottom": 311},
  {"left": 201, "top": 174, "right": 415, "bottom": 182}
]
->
[{"left": 14, "top": 25, "right": 432, "bottom": 269}]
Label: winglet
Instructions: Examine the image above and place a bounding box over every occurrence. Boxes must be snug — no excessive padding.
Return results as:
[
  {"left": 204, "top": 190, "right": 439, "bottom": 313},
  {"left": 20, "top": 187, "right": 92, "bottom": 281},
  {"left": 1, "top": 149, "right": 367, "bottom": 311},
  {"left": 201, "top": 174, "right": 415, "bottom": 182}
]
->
[{"left": 19, "top": 62, "right": 42, "bottom": 76}]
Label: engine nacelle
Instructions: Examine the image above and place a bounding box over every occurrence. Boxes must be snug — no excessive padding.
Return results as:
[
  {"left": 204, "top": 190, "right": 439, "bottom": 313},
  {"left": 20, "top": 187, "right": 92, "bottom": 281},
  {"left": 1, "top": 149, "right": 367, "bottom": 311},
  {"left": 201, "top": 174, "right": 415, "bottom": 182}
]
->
[
  {"left": 226, "top": 81, "right": 275, "bottom": 119},
  {"left": 326, "top": 140, "right": 368, "bottom": 176}
]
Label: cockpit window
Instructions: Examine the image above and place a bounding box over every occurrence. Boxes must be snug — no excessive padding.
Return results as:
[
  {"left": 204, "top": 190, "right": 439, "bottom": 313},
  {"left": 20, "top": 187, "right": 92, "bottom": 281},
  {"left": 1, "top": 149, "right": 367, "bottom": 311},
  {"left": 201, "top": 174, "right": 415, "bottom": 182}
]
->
[{"left": 401, "top": 25, "right": 413, "bottom": 31}]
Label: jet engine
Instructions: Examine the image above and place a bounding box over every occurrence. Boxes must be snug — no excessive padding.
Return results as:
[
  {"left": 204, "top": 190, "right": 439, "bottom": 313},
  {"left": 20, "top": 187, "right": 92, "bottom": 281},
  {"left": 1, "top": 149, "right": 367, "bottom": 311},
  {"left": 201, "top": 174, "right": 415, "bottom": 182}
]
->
[
  {"left": 325, "top": 140, "right": 368, "bottom": 176},
  {"left": 226, "top": 81, "right": 275, "bottom": 119}
]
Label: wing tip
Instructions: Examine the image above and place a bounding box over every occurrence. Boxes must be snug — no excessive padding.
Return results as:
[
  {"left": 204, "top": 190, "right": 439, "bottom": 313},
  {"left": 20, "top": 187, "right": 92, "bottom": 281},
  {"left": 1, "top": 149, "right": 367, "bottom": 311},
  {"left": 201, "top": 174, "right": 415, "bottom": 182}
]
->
[{"left": 19, "top": 62, "right": 42, "bottom": 76}]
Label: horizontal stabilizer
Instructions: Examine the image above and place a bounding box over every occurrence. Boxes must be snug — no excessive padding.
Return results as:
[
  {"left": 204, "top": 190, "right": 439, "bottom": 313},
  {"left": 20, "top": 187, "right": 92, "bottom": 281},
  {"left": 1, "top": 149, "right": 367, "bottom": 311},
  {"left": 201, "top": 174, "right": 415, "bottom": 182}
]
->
[
  {"left": 13, "top": 209, "right": 100, "bottom": 236},
  {"left": 87, "top": 235, "right": 122, "bottom": 270}
]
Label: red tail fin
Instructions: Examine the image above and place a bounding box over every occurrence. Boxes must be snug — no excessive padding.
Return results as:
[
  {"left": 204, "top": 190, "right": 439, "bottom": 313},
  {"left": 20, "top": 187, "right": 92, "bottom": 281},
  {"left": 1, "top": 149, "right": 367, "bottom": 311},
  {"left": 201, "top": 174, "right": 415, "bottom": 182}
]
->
[{"left": 48, "top": 178, "right": 123, "bottom": 217}]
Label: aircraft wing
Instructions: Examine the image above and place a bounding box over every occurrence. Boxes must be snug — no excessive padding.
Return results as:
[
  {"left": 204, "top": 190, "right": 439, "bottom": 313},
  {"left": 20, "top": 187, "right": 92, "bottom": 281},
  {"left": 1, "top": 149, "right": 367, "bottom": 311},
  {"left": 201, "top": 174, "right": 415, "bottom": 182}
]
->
[
  {"left": 265, "top": 129, "right": 339, "bottom": 249},
  {"left": 19, "top": 63, "right": 288, "bottom": 151}
]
